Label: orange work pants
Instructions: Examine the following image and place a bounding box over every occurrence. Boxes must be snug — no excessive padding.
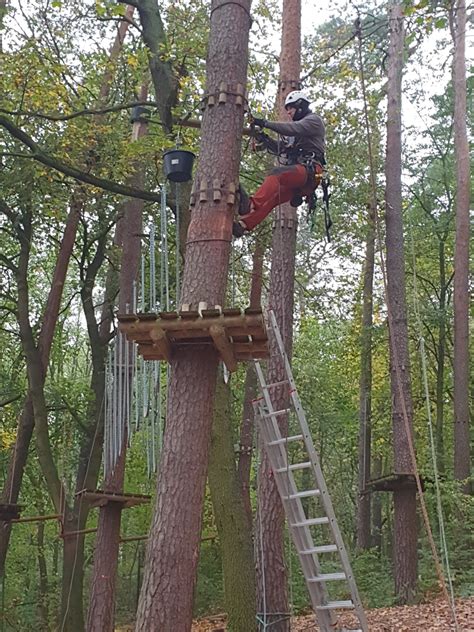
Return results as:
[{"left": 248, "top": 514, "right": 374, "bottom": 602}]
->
[{"left": 242, "top": 164, "right": 315, "bottom": 231}]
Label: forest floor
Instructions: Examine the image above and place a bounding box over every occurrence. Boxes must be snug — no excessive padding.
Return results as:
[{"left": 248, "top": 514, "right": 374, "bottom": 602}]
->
[{"left": 190, "top": 596, "right": 474, "bottom": 631}]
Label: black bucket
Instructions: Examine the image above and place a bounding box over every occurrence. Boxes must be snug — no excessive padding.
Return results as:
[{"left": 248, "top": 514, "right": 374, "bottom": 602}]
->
[{"left": 163, "top": 149, "right": 195, "bottom": 183}]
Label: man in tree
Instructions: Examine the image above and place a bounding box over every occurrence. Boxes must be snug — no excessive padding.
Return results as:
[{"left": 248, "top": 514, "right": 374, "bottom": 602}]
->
[{"left": 233, "top": 90, "right": 326, "bottom": 236}]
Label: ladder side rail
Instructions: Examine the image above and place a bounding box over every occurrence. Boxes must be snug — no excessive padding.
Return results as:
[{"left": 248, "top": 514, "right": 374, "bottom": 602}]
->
[
  {"left": 268, "top": 312, "right": 369, "bottom": 631},
  {"left": 288, "top": 387, "right": 368, "bottom": 628},
  {"left": 254, "top": 402, "right": 334, "bottom": 629}
]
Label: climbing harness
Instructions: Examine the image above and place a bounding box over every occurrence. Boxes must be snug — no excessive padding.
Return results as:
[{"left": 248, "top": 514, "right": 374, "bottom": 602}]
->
[{"left": 248, "top": 112, "right": 332, "bottom": 241}]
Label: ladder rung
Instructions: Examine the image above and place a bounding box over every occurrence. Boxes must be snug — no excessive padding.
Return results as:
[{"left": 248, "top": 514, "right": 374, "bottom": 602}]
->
[
  {"left": 275, "top": 462, "right": 311, "bottom": 473},
  {"left": 316, "top": 600, "right": 354, "bottom": 610},
  {"left": 301, "top": 544, "right": 337, "bottom": 555},
  {"left": 262, "top": 379, "right": 289, "bottom": 389},
  {"left": 291, "top": 517, "right": 329, "bottom": 527},
  {"left": 268, "top": 434, "right": 303, "bottom": 446},
  {"left": 283, "top": 489, "right": 320, "bottom": 500},
  {"left": 261, "top": 408, "right": 290, "bottom": 418},
  {"left": 308, "top": 572, "right": 346, "bottom": 582}
]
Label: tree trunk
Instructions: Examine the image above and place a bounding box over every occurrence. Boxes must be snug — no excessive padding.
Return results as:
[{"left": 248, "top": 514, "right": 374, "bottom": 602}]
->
[
  {"left": 135, "top": 2, "right": 251, "bottom": 630},
  {"left": 60, "top": 514, "right": 87, "bottom": 632},
  {"left": 0, "top": 199, "right": 81, "bottom": 575},
  {"left": 449, "top": 0, "right": 471, "bottom": 490},
  {"left": 385, "top": 1, "right": 417, "bottom": 603},
  {"left": 86, "top": 89, "right": 147, "bottom": 632},
  {"left": 37, "top": 521, "right": 50, "bottom": 630},
  {"left": 209, "top": 371, "right": 256, "bottom": 631},
  {"left": 357, "top": 203, "right": 375, "bottom": 550},
  {"left": 0, "top": 6, "right": 135, "bottom": 594},
  {"left": 256, "top": 2, "right": 300, "bottom": 629},
  {"left": 435, "top": 240, "right": 447, "bottom": 475},
  {"left": 372, "top": 456, "right": 383, "bottom": 550},
  {"left": 238, "top": 240, "right": 265, "bottom": 522}
]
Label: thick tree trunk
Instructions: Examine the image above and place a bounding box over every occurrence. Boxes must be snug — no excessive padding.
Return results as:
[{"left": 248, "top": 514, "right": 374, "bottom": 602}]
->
[
  {"left": 238, "top": 241, "right": 264, "bottom": 521},
  {"left": 450, "top": 0, "right": 471, "bottom": 489},
  {"left": 135, "top": 2, "right": 251, "bottom": 630},
  {"left": 385, "top": 2, "right": 417, "bottom": 603},
  {"left": 209, "top": 371, "right": 257, "bottom": 631},
  {"left": 256, "top": 2, "right": 300, "bottom": 629},
  {"left": 357, "top": 204, "right": 375, "bottom": 550}
]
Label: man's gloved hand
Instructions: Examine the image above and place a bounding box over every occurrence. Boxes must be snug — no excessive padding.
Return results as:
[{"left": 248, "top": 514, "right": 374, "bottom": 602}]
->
[{"left": 252, "top": 116, "right": 266, "bottom": 128}]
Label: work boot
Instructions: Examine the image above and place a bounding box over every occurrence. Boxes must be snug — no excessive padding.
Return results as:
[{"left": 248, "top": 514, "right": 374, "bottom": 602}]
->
[
  {"left": 238, "top": 184, "right": 250, "bottom": 216},
  {"left": 232, "top": 220, "right": 247, "bottom": 238}
]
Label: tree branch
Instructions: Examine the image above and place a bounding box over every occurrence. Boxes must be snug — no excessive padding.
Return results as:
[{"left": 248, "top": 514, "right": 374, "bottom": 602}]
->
[
  {"left": 0, "top": 100, "right": 158, "bottom": 122},
  {"left": 0, "top": 115, "right": 162, "bottom": 203}
]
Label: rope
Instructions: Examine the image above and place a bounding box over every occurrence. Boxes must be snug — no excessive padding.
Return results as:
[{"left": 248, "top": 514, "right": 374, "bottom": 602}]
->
[
  {"left": 175, "top": 182, "right": 180, "bottom": 307},
  {"left": 355, "top": 18, "right": 458, "bottom": 628}
]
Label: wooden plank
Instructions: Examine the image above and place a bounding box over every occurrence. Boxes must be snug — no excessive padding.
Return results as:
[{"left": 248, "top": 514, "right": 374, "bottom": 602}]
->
[
  {"left": 222, "top": 308, "right": 243, "bottom": 317},
  {"left": 150, "top": 329, "right": 172, "bottom": 361},
  {"left": 116, "top": 314, "right": 138, "bottom": 323},
  {"left": 210, "top": 325, "right": 237, "bottom": 372},
  {"left": 76, "top": 489, "right": 151, "bottom": 508},
  {"left": 136, "top": 313, "right": 158, "bottom": 321},
  {"left": 200, "top": 308, "right": 222, "bottom": 318},
  {"left": 159, "top": 311, "right": 179, "bottom": 320}
]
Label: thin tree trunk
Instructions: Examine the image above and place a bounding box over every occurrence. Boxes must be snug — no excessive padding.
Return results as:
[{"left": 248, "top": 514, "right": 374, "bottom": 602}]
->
[
  {"left": 238, "top": 241, "right": 265, "bottom": 522},
  {"left": 135, "top": 2, "right": 251, "bottom": 629},
  {"left": 385, "top": 1, "right": 417, "bottom": 603},
  {"left": 0, "top": 7, "right": 135, "bottom": 591},
  {"left": 449, "top": 0, "right": 471, "bottom": 490},
  {"left": 256, "top": 2, "right": 300, "bottom": 628},
  {"left": 37, "top": 521, "right": 50, "bottom": 630},
  {"left": 357, "top": 203, "right": 375, "bottom": 550},
  {"left": 209, "top": 371, "right": 257, "bottom": 631},
  {"left": 435, "top": 240, "right": 447, "bottom": 475},
  {"left": 86, "top": 85, "right": 147, "bottom": 632},
  {"left": 372, "top": 456, "right": 383, "bottom": 550}
]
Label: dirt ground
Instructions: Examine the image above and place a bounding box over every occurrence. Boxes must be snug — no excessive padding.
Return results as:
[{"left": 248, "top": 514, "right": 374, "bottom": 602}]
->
[{"left": 190, "top": 596, "right": 474, "bottom": 631}]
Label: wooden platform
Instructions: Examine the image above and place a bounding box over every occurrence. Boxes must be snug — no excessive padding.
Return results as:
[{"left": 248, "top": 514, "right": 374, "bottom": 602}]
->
[
  {"left": 75, "top": 489, "right": 151, "bottom": 509},
  {"left": 0, "top": 504, "right": 22, "bottom": 521},
  {"left": 365, "top": 472, "right": 423, "bottom": 493},
  {"left": 117, "top": 306, "right": 269, "bottom": 372}
]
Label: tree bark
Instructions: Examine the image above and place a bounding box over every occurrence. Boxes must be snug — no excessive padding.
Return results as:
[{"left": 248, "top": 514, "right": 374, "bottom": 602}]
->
[
  {"left": 385, "top": 1, "right": 417, "bottom": 603},
  {"left": 356, "top": 203, "right": 375, "bottom": 550},
  {"left": 449, "top": 0, "right": 471, "bottom": 490},
  {"left": 209, "top": 371, "right": 257, "bottom": 631},
  {"left": 135, "top": 2, "right": 251, "bottom": 630},
  {"left": 256, "top": 2, "right": 300, "bottom": 629}
]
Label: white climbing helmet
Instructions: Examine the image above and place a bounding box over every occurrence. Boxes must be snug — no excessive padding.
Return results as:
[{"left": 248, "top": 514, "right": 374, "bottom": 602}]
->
[{"left": 284, "top": 90, "right": 311, "bottom": 108}]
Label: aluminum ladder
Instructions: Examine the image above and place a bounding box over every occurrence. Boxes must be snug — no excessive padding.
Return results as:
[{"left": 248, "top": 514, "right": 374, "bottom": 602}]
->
[{"left": 253, "top": 310, "right": 368, "bottom": 632}]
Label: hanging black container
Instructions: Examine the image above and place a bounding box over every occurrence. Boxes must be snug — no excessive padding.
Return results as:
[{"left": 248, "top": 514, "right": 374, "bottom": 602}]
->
[{"left": 163, "top": 149, "right": 195, "bottom": 182}]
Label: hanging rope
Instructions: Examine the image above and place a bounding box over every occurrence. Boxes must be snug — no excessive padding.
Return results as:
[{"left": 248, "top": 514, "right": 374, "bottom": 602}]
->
[{"left": 355, "top": 18, "right": 458, "bottom": 628}]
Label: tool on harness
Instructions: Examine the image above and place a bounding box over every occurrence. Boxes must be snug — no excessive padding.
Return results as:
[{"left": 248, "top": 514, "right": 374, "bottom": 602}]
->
[{"left": 306, "top": 170, "right": 332, "bottom": 243}]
